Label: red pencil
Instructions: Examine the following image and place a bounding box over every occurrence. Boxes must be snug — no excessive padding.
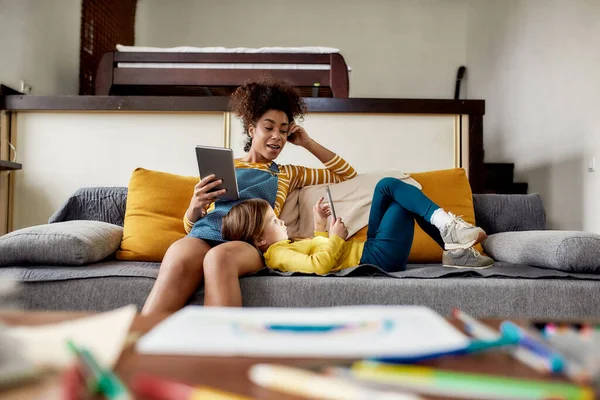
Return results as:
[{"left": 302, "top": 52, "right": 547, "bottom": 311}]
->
[{"left": 131, "top": 373, "right": 252, "bottom": 400}]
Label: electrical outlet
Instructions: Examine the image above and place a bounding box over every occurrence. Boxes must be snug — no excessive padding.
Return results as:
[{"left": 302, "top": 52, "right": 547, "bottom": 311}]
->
[
  {"left": 588, "top": 157, "right": 596, "bottom": 173},
  {"left": 19, "top": 80, "right": 32, "bottom": 95}
]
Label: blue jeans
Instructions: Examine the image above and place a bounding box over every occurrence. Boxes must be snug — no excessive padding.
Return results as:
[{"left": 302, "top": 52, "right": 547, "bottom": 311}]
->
[{"left": 359, "top": 178, "right": 444, "bottom": 272}]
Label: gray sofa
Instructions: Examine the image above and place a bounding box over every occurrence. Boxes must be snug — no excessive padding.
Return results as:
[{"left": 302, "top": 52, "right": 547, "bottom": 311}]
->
[{"left": 1, "top": 188, "right": 600, "bottom": 320}]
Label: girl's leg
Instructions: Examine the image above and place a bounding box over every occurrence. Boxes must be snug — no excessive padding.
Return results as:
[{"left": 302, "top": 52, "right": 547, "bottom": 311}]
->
[
  {"left": 202, "top": 241, "right": 264, "bottom": 307},
  {"left": 414, "top": 214, "right": 445, "bottom": 248},
  {"left": 361, "top": 178, "right": 440, "bottom": 271},
  {"left": 366, "top": 178, "right": 440, "bottom": 238},
  {"left": 360, "top": 201, "right": 415, "bottom": 272},
  {"left": 142, "top": 236, "right": 211, "bottom": 315},
  {"left": 368, "top": 178, "right": 485, "bottom": 250}
]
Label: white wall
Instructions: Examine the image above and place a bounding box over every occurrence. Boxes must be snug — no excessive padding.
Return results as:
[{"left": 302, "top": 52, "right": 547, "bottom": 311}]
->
[
  {"left": 135, "top": 0, "right": 469, "bottom": 98},
  {"left": 12, "top": 112, "right": 459, "bottom": 229},
  {"left": 0, "top": 0, "right": 81, "bottom": 94},
  {"left": 466, "top": 0, "right": 600, "bottom": 232}
]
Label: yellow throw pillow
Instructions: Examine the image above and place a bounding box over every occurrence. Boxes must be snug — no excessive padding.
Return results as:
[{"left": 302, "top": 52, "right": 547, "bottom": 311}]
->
[
  {"left": 348, "top": 168, "right": 483, "bottom": 263},
  {"left": 116, "top": 168, "right": 197, "bottom": 262}
]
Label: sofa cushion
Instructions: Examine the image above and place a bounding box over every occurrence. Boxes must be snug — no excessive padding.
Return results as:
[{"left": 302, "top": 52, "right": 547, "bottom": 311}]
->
[
  {"left": 0, "top": 221, "right": 123, "bottom": 266},
  {"left": 49, "top": 187, "right": 128, "bottom": 226},
  {"left": 473, "top": 193, "right": 546, "bottom": 234},
  {"left": 116, "top": 168, "right": 197, "bottom": 262},
  {"left": 482, "top": 231, "right": 600, "bottom": 273}
]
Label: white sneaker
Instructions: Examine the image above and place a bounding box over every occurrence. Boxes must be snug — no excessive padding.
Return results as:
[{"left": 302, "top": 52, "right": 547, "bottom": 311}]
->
[
  {"left": 443, "top": 247, "right": 494, "bottom": 269},
  {"left": 441, "top": 212, "right": 488, "bottom": 250}
]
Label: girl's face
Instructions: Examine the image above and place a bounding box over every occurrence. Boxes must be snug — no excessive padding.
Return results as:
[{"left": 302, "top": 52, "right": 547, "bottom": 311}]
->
[
  {"left": 257, "top": 206, "right": 289, "bottom": 249},
  {"left": 248, "top": 110, "right": 290, "bottom": 162}
]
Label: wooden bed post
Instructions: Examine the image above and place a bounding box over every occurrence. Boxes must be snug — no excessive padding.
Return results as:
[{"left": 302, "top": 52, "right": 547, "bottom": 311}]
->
[
  {"left": 330, "top": 53, "right": 349, "bottom": 98},
  {"left": 469, "top": 114, "right": 485, "bottom": 194},
  {"left": 95, "top": 52, "right": 115, "bottom": 95}
]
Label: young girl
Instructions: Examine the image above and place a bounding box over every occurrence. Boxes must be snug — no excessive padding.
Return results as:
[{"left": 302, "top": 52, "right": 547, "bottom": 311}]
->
[{"left": 222, "top": 177, "right": 492, "bottom": 274}]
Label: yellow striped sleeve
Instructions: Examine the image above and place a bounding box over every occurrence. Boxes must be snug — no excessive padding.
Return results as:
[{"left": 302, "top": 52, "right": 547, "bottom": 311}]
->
[
  {"left": 183, "top": 214, "right": 194, "bottom": 234},
  {"left": 283, "top": 154, "right": 358, "bottom": 191}
]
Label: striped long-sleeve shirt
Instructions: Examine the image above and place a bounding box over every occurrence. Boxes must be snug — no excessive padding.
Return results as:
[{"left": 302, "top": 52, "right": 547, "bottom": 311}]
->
[{"left": 184, "top": 154, "right": 357, "bottom": 233}]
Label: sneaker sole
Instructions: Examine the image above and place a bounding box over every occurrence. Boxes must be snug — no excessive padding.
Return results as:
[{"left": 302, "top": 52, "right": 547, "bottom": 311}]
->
[
  {"left": 442, "top": 262, "right": 494, "bottom": 269},
  {"left": 444, "top": 230, "right": 488, "bottom": 250}
]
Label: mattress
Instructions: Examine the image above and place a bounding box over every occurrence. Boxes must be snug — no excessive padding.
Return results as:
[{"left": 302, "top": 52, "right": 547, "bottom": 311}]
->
[
  {"left": 115, "top": 45, "right": 351, "bottom": 71},
  {"left": 116, "top": 45, "right": 340, "bottom": 54},
  {"left": 117, "top": 63, "right": 332, "bottom": 70}
]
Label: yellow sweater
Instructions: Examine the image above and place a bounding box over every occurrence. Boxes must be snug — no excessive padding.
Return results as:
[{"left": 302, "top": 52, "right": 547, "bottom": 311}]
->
[
  {"left": 184, "top": 154, "right": 357, "bottom": 233},
  {"left": 264, "top": 232, "right": 364, "bottom": 275}
]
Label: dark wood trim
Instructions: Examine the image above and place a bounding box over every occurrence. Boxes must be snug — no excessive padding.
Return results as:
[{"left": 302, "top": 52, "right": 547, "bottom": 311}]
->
[
  {"left": 113, "top": 52, "right": 332, "bottom": 64},
  {"left": 0, "top": 96, "right": 485, "bottom": 115},
  {"left": 329, "top": 53, "right": 349, "bottom": 98},
  {"left": 0, "top": 160, "right": 22, "bottom": 171},
  {"left": 469, "top": 114, "right": 485, "bottom": 194},
  {"left": 0, "top": 85, "right": 22, "bottom": 96},
  {"left": 113, "top": 68, "right": 330, "bottom": 87},
  {"left": 306, "top": 98, "right": 485, "bottom": 115},
  {"left": 95, "top": 52, "right": 114, "bottom": 95},
  {"left": 1, "top": 96, "right": 231, "bottom": 112}
]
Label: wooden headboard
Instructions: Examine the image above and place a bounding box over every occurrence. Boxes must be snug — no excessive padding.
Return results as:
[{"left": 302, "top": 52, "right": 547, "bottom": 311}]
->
[{"left": 96, "top": 52, "right": 350, "bottom": 98}]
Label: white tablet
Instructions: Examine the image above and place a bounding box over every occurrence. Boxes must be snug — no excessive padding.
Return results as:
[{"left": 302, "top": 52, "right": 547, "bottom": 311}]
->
[{"left": 195, "top": 145, "right": 239, "bottom": 201}]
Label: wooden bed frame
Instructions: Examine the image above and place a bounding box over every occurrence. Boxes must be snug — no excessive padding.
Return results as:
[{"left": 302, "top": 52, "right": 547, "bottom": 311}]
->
[{"left": 95, "top": 52, "right": 350, "bottom": 97}]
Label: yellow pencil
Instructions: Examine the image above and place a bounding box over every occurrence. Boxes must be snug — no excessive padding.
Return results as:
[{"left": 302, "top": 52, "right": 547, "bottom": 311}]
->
[{"left": 248, "top": 363, "right": 421, "bottom": 400}]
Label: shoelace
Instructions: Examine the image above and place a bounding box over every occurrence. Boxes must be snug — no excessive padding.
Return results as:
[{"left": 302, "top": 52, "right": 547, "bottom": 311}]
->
[
  {"left": 468, "top": 247, "right": 483, "bottom": 258},
  {"left": 448, "top": 212, "right": 472, "bottom": 228}
]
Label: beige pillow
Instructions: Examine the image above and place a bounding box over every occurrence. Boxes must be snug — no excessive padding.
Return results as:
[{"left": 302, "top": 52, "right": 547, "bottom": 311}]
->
[{"left": 281, "top": 171, "right": 421, "bottom": 238}]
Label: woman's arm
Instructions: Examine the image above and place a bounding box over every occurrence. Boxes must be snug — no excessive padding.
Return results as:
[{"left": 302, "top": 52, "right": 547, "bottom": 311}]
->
[
  {"left": 182, "top": 174, "right": 225, "bottom": 233},
  {"left": 289, "top": 122, "right": 335, "bottom": 163},
  {"left": 285, "top": 123, "right": 358, "bottom": 191}
]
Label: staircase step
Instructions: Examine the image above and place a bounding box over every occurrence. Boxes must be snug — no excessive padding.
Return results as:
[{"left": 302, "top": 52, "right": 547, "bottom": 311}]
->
[
  {"left": 484, "top": 163, "right": 515, "bottom": 187},
  {"left": 483, "top": 182, "right": 528, "bottom": 195}
]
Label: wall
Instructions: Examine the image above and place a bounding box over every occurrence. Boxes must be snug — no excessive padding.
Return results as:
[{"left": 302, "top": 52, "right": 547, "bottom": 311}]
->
[
  {"left": 135, "top": 0, "right": 469, "bottom": 98},
  {"left": 0, "top": 0, "right": 81, "bottom": 95},
  {"left": 12, "top": 111, "right": 459, "bottom": 229},
  {"left": 466, "top": 0, "right": 600, "bottom": 232}
]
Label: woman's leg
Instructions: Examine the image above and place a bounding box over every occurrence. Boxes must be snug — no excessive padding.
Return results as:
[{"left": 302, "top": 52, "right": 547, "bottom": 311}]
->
[
  {"left": 202, "top": 241, "right": 264, "bottom": 307},
  {"left": 142, "top": 236, "right": 211, "bottom": 315}
]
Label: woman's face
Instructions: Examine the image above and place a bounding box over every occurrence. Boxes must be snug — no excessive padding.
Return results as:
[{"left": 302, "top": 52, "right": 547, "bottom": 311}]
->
[{"left": 248, "top": 110, "right": 289, "bottom": 162}]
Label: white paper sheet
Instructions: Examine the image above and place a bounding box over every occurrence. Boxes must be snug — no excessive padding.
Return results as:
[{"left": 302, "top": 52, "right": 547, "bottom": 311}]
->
[
  {"left": 137, "top": 306, "right": 467, "bottom": 358},
  {"left": 6, "top": 305, "right": 136, "bottom": 369}
]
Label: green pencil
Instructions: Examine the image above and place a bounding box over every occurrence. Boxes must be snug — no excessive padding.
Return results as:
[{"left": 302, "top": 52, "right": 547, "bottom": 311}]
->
[
  {"left": 66, "top": 339, "right": 132, "bottom": 400},
  {"left": 349, "top": 361, "right": 594, "bottom": 400}
]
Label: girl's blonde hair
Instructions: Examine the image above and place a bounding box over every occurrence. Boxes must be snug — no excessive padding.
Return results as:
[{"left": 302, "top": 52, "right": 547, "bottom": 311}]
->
[{"left": 221, "top": 199, "right": 271, "bottom": 245}]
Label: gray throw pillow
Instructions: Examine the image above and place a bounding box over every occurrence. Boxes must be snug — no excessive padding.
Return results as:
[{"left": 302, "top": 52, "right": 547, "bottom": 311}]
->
[
  {"left": 0, "top": 221, "right": 123, "bottom": 266},
  {"left": 473, "top": 193, "right": 546, "bottom": 235},
  {"left": 483, "top": 230, "right": 600, "bottom": 273}
]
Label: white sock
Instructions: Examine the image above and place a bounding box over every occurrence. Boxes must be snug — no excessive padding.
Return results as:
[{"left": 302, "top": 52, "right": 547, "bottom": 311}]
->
[{"left": 430, "top": 208, "right": 452, "bottom": 232}]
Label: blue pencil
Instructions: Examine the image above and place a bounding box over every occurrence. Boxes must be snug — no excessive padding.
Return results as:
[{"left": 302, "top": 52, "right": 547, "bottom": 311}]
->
[{"left": 370, "top": 333, "right": 518, "bottom": 364}]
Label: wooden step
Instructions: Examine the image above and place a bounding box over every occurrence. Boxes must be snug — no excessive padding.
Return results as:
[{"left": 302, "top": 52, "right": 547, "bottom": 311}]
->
[
  {"left": 483, "top": 163, "right": 514, "bottom": 187},
  {"left": 483, "top": 182, "right": 528, "bottom": 195}
]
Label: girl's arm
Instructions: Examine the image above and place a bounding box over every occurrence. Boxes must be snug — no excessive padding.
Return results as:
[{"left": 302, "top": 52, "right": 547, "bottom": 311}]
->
[{"left": 265, "top": 236, "right": 345, "bottom": 275}]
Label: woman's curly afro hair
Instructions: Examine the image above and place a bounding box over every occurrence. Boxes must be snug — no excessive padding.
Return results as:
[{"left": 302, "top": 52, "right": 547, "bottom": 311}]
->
[{"left": 229, "top": 79, "right": 307, "bottom": 152}]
